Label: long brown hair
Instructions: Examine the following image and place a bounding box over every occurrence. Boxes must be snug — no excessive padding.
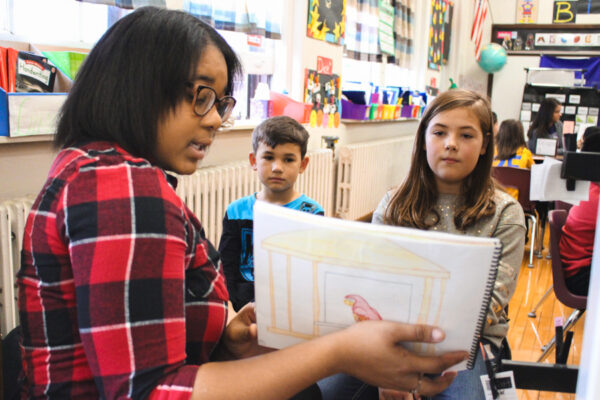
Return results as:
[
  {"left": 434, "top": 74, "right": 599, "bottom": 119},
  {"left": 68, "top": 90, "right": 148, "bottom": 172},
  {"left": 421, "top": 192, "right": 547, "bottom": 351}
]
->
[
  {"left": 527, "top": 97, "right": 560, "bottom": 140},
  {"left": 496, "top": 119, "right": 526, "bottom": 160},
  {"left": 384, "top": 89, "right": 496, "bottom": 231}
]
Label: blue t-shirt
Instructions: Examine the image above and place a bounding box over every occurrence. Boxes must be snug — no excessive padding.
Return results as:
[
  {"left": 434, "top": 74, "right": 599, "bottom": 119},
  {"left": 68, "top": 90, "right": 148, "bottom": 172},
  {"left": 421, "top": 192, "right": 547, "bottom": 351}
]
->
[{"left": 219, "top": 194, "right": 324, "bottom": 311}]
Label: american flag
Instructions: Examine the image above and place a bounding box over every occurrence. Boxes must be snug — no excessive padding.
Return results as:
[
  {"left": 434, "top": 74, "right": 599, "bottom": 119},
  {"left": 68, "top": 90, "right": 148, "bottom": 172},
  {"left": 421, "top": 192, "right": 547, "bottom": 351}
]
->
[{"left": 471, "top": 0, "right": 489, "bottom": 61}]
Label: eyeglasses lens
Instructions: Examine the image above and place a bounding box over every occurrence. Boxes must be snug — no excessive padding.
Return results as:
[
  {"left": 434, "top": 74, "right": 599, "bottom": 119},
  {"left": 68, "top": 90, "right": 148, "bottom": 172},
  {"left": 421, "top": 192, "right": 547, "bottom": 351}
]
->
[
  {"left": 194, "top": 87, "right": 216, "bottom": 117},
  {"left": 194, "top": 87, "right": 236, "bottom": 120},
  {"left": 217, "top": 98, "right": 236, "bottom": 121}
]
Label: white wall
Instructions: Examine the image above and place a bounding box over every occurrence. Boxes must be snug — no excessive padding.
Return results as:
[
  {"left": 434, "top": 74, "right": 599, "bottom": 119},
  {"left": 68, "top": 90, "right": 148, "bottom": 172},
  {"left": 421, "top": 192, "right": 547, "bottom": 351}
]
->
[{"left": 490, "top": 55, "right": 539, "bottom": 124}]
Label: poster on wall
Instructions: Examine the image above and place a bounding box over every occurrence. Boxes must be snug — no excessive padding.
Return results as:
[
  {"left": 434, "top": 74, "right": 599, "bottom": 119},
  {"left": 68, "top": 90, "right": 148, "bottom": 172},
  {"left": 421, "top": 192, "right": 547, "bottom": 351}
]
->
[
  {"left": 553, "top": 0, "right": 577, "bottom": 23},
  {"left": 428, "top": 0, "right": 451, "bottom": 70},
  {"left": 552, "top": 0, "right": 600, "bottom": 23},
  {"left": 575, "top": 0, "right": 600, "bottom": 14},
  {"left": 307, "top": 0, "right": 346, "bottom": 45},
  {"left": 428, "top": 0, "right": 443, "bottom": 70},
  {"left": 378, "top": 0, "right": 395, "bottom": 56},
  {"left": 516, "top": 0, "right": 538, "bottom": 24},
  {"left": 304, "top": 68, "right": 341, "bottom": 128},
  {"left": 442, "top": 1, "right": 454, "bottom": 65}
]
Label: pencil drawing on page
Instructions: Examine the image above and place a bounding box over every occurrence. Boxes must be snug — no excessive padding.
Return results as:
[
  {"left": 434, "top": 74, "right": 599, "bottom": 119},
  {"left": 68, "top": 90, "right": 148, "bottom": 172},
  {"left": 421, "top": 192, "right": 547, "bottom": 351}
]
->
[{"left": 253, "top": 201, "right": 500, "bottom": 369}]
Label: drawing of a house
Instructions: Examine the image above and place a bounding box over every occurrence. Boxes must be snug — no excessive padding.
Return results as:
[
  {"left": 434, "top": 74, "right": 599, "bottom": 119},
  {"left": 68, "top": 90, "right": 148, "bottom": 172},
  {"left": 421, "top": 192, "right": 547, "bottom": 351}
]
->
[{"left": 260, "top": 229, "right": 450, "bottom": 351}]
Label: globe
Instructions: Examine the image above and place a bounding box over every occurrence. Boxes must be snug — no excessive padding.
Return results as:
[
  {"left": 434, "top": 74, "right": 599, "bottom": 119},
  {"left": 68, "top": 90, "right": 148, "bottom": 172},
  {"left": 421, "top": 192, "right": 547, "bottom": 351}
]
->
[{"left": 477, "top": 43, "right": 507, "bottom": 73}]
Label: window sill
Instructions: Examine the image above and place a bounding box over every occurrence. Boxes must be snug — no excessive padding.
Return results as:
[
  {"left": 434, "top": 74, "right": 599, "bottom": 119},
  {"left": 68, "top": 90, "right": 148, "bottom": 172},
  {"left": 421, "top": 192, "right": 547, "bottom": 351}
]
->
[
  {"left": 0, "top": 134, "right": 54, "bottom": 144},
  {"left": 0, "top": 118, "right": 420, "bottom": 144},
  {"left": 340, "top": 118, "right": 419, "bottom": 124}
]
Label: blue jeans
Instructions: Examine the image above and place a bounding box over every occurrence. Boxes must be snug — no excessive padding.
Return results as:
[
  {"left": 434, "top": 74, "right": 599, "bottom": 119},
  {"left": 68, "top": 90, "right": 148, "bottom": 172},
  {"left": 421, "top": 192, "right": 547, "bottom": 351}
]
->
[
  {"left": 318, "top": 374, "right": 378, "bottom": 400},
  {"left": 318, "top": 341, "right": 504, "bottom": 400},
  {"left": 427, "top": 349, "right": 488, "bottom": 400}
]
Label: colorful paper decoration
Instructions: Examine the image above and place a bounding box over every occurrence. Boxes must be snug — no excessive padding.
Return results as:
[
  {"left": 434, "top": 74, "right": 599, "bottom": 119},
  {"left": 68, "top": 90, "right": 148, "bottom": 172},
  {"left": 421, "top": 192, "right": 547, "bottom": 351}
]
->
[
  {"left": 306, "top": 0, "right": 346, "bottom": 45},
  {"left": 304, "top": 69, "right": 341, "bottom": 128}
]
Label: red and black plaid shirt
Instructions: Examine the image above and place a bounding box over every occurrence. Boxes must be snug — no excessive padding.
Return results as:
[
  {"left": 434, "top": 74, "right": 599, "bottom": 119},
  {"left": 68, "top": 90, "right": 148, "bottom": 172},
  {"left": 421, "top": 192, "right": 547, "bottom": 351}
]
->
[{"left": 17, "top": 142, "right": 229, "bottom": 399}]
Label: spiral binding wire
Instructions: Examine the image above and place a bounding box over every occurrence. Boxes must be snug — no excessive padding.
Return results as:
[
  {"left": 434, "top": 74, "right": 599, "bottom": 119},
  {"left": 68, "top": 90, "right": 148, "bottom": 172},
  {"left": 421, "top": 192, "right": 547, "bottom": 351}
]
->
[{"left": 467, "top": 240, "right": 503, "bottom": 369}]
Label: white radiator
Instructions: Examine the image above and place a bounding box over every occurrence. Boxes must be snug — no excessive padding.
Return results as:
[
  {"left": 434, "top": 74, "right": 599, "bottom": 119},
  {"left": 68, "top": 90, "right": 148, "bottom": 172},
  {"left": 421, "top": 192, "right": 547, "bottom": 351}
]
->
[
  {"left": 0, "top": 197, "right": 33, "bottom": 337},
  {"left": 335, "top": 137, "right": 414, "bottom": 220},
  {"left": 176, "top": 149, "right": 335, "bottom": 247}
]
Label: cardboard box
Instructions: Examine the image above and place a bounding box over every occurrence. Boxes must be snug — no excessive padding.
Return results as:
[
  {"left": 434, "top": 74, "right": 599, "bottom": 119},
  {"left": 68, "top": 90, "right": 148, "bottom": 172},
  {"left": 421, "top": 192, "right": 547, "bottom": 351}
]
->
[{"left": 0, "top": 88, "right": 67, "bottom": 137}]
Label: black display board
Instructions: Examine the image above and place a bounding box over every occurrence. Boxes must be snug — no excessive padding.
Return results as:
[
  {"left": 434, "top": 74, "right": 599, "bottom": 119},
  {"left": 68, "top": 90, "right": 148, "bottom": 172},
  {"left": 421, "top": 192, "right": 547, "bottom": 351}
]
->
[{"left": 520, "top": 84, "right": 600, "bottom": 134}]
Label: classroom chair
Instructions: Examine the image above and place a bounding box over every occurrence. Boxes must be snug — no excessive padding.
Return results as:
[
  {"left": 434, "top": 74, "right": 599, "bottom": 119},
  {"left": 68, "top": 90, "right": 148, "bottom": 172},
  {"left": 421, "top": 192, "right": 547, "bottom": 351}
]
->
[
  {"left": 537, "top": 210, "right": 587, "bottom": 362},
  {"left": 528, "top": 201, "right": 574, "bottom": 318},
  {"left": 492, "top": 166, "right": 539, "bottom": 268}
]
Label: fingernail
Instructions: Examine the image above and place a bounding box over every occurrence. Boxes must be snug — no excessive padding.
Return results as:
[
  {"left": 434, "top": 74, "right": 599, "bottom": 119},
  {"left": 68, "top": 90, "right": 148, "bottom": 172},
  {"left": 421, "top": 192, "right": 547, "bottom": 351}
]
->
[
  {"left": 442, "top": 371, "right": 457, "bottom": 379},
  {"left": 431, "top": 328, "right": 444, "bottom": 342}
]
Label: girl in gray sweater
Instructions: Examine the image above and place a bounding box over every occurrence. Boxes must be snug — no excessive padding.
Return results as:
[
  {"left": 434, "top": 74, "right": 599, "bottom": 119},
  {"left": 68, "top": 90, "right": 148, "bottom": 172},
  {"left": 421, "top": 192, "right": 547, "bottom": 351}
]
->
[{"left": 373, "top": 89, "right": 525, "bottom": 400}]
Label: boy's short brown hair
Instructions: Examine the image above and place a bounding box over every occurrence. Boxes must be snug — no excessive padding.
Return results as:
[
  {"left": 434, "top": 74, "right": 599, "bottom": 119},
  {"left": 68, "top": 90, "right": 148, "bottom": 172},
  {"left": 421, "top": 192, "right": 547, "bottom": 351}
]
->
[{"left": 251, "top": 116, "right": 309, "bottom": 158}]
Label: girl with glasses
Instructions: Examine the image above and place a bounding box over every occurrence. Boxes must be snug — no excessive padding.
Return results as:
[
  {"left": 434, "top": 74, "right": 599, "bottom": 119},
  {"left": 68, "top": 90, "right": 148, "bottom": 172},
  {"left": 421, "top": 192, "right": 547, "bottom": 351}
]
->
[{"left": 17, "top": 7, "right": 466, "bottom": 399}]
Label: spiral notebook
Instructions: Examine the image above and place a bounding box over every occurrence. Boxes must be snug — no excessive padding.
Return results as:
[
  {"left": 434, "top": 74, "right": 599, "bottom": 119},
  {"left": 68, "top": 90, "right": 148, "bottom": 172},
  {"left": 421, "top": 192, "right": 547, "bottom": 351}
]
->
[{"left": 253, "top": 201, "right": 502, "bottom": 370}]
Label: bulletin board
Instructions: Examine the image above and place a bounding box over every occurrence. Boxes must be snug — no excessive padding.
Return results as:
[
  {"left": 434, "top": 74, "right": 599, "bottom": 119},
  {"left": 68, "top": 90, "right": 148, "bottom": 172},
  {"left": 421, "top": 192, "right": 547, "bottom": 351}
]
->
[{"left": 519, "top": 84, "right": 600, "bottom": 136}]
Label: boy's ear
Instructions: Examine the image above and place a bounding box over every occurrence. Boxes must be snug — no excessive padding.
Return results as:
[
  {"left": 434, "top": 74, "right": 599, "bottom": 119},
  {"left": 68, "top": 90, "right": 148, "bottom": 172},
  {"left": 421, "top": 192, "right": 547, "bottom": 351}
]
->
[
  {"left": 299, "top": 156, "right": 309, "bottom": 173},
  {"left": 249, "top": 152, "right": 258, "bottom": 170}
]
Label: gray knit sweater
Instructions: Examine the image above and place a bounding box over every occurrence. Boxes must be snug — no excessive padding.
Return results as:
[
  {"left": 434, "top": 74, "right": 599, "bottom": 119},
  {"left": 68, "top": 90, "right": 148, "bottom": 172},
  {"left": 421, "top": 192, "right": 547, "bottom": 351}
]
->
[{"left": 372, "top": 190, "right": 526, "bottom": 348}]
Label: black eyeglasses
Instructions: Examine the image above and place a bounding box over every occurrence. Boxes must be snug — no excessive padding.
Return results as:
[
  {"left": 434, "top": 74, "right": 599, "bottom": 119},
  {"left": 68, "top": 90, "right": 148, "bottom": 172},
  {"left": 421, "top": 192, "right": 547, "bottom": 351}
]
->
[{"left": 192, "top": 85, "right": 236, "bottom": 121}]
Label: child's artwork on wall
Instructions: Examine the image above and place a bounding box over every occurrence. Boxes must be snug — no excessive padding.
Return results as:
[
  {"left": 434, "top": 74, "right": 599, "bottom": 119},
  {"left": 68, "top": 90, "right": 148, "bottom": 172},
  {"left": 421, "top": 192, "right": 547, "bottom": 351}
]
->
[
  {"left": 517, "top": 0, "right": 538, "bottom": 24},
  {"left": 253, "top": 202, "right": 502, "bottom": 371},
  {"left": 442, "top": 1, "right": 454, "bottom": 65},
  {"left": 307, "top": 0, "right": 346, "bottom": 45},
  {"left": 304, "top": 68, "right": 341, "bottom": 128},
  {"left": 428, "top": 0, "right": 448, "bottom": 70}
]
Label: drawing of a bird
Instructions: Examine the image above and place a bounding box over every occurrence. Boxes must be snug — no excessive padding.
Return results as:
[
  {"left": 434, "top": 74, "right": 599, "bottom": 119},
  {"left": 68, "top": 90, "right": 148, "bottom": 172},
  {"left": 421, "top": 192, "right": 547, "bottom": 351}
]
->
[{"left": 344, "top": 294, "right": 382, "bottom": 322}]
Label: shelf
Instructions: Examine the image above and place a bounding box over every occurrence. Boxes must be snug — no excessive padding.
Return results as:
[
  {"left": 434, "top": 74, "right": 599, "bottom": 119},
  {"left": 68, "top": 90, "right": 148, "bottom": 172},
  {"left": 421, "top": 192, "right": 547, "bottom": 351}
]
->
[
  {"left": 341, "top": 118, "right": 418, "bottom": 124},
  {"left": 0, "top": 134, "right": 54, "bottom": 144}
]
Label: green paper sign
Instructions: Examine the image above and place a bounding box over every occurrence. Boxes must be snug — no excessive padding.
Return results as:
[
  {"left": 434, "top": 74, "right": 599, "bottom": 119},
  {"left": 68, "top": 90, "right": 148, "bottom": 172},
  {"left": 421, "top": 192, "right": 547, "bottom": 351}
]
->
[{"left": 378, "top": 0, "right": 395, "bottom": 56}]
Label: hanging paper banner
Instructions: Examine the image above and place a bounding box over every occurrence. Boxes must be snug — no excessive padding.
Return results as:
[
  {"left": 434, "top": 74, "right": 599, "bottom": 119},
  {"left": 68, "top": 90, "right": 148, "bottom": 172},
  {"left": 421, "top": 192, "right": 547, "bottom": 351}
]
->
[
  {"left": 442, "top": 1, "right": 454, "bottom": 64},
  {"left": 378, "top": 0, "right": 395, "bottom": 56},
  {"left": 428, "top": 0, "right": 447, "bottom": 70}
]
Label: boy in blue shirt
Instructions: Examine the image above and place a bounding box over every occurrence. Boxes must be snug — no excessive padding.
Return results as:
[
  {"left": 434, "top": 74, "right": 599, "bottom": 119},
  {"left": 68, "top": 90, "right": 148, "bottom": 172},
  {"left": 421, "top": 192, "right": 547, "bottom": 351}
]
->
[{"left": 219, "top": 116, "right": 324, "bottom": 311}]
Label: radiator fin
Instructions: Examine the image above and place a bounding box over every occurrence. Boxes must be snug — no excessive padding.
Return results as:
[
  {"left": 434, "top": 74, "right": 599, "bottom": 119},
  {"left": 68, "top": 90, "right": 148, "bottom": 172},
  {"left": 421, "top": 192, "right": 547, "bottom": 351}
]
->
[
  {"left": 0, "top": 197, "right": 33, "bottom": 336},
  {"left": 335, "top": 137, "right": 414, "bottom": 220}
]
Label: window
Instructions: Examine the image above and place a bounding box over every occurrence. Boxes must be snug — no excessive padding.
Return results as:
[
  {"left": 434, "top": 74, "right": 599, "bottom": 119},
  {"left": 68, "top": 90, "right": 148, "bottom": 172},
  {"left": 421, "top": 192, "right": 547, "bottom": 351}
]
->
[
  {"left": 1, "top": 0, "right": 284, "bottom": 123},
  {"left": 218, "top": 30, "right": 282, "bottom": 120},
  {"left": 1, "top": 0, "right": 124, "bottom": 47}
]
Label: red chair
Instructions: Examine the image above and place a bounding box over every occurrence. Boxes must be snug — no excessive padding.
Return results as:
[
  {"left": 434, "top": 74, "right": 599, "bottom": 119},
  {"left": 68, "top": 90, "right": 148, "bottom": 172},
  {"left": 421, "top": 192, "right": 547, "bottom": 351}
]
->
[
  {"left": 537, "top": 209, "right": 587, "bottom": 362},
  {"left": 492, "top": 166, "right": 539, "bottom": 268}
]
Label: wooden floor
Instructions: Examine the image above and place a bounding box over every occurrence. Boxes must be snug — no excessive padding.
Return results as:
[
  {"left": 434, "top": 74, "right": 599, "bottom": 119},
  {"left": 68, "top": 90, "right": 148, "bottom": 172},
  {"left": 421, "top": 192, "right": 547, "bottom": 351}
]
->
[{"left": 507, "top": 224, "right": 585, "bottom": 399}]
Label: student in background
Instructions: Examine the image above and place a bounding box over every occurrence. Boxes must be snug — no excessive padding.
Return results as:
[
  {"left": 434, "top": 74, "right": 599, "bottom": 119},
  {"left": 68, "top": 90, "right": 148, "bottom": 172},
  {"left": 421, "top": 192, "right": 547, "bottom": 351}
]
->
[
  {"left": 559, "top": 132, "right": 600, "bottom": 296},
  {"left": 577, "top": 125, "right": 600, "bottom": 150},
  {"left": 492, "top": 111, "right": 499, "bottom": 139},
  {"left": 494, "top": 119, "right": 533, "bottom": 168},
  {"left": 372, "top": 89, "right": 525, "bottom": 400},
  {"left": 493, "top": 119, "right": 534, "bottom": 200},
  {"left": 19, "top": 9, "right": 468, "bottom": 398},
  {"left": 219, "top": 116, "right": 324, "bottom": 312},
  {"left": 527, "top": 97, "right": 564, "bottom": 155}
]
